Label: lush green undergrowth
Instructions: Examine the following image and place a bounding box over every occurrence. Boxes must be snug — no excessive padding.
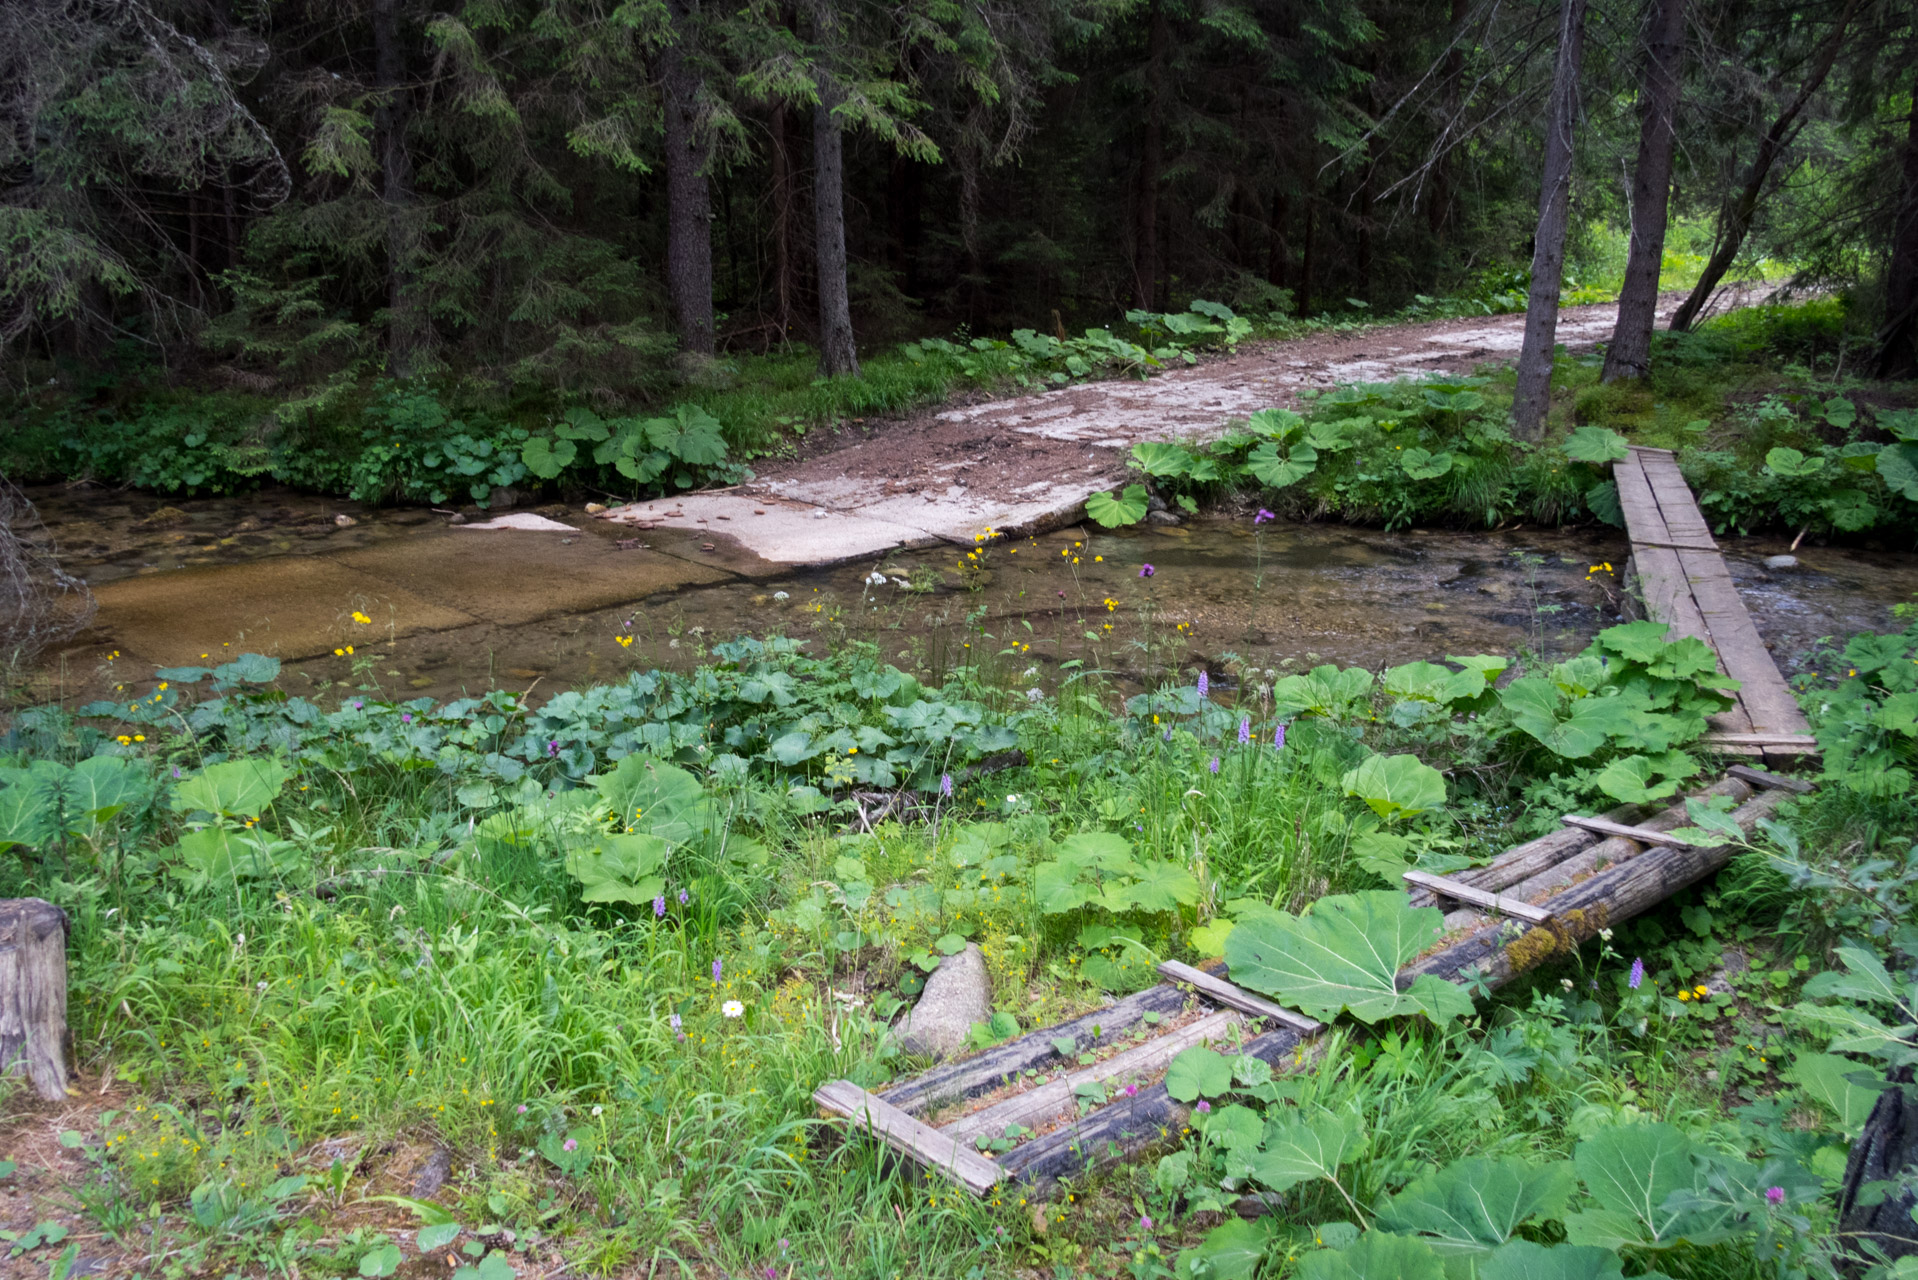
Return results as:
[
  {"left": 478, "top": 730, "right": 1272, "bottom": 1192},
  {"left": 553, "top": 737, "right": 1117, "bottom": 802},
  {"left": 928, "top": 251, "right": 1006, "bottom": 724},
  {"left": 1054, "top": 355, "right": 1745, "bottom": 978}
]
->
[
  {"left": 0, "top": 302, "right": 1259, "bottom": 508},
  {"left": 2, "top": 600, "right": 1917, "bottom": 1278},
  {"left": 1104, "top": 302, "right": 1918, "bottom": 540}
]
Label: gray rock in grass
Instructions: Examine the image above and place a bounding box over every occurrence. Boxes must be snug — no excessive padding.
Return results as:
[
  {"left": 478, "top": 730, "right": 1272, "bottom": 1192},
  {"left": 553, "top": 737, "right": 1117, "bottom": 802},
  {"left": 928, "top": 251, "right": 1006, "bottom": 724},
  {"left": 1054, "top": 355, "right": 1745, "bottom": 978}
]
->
[{"left": 893, "top": 944, "right": 992, "bottom": 1061}]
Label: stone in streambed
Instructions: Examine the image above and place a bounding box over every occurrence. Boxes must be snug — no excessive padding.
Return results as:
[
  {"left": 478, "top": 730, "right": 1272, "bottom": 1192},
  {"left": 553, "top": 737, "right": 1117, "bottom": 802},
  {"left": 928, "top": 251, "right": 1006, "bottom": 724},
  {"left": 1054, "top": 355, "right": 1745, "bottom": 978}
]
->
[
  {"left": 893, "top": 944, "right": 992, "bottom": 1060},
  {"left": 1763, "top": 554, "right": 1798, "bottom": 570}
]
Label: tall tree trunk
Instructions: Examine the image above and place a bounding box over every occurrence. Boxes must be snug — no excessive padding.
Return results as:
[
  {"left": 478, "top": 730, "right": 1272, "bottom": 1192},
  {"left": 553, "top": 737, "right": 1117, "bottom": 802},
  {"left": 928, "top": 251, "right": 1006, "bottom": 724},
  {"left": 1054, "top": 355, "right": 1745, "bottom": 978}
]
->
[
  {"left": 1875, "top": 76, "right": 1918, "bottom": 379},
  {"left": 1511, "top": 0, "right": 1589, "bottom": 442},
  {"left": 372, "top": 0, "right": 417, "bottom": 377},
  {"left": 1133, "top": 0, "right": 1168, "bottom": 310},
  {"left": 812, "top": 67, "right": 859, "bottom": 377},
  {"left": 1602, "top": 0, "right": 1688, "bottom": 381},
  {"left": 1266, "top": 188, "right": 1291, "bottom": 292},
  {"left": 1300, "top": 196, "right": 1317, "bottom": 315},
  {"left": 769, "top": 101, "right": 797, "bottom": 346},
  {"left": 1429, "top": 0, "right": 1469, "bottom": 239},
  {"left": 657, "top": 1, "right": 715, "bottom": 356},
  {"left": 1668, "top": 0, "right": 1857, "bottom": 331}
]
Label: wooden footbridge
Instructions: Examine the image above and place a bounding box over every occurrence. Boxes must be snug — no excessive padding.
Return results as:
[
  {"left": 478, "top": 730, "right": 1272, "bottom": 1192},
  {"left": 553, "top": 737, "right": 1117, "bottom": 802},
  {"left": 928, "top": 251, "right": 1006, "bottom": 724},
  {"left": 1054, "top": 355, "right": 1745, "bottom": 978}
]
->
[
  {"left": 1616, "top": 445, "right": 1815, "bottom": 760},
  {"left": 814, "top": 446, "right": 1820, "bottom": 1198}
]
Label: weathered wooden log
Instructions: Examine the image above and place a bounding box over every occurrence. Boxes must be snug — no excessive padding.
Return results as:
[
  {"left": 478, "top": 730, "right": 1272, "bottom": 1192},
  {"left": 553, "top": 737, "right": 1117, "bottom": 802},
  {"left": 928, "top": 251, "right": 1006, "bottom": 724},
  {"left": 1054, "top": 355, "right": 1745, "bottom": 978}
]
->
[
  {"left": 876, "top": 982, "right": 1193, "bottom": 1117},
  {"left": 1838, "top": 1068, "right": 1918, "bottom": 1271},
  {"left": 941, "top": 1010, "right": 1242, "bottom": 1144},
  {"left": 1404, "top": 787, "right": 1789, "bottom": 989},
  {"left": 997, "top": 1022, "right": 1316, "bottom": 1193},
  {"left": 0, "top": 899, "right": 70, "bottom": 1101},
  {"left": 1003, "top": 785, "right": 1791, "bottom": 1197},
  {"left": 1432, "top": 778, "right": 1754, "bottom": 933}
]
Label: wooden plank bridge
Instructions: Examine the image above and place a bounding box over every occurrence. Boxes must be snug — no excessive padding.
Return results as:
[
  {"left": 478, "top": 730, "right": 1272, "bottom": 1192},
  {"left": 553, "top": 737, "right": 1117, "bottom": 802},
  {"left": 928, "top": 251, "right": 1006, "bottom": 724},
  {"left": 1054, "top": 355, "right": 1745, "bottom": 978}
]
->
[
  {"left": 816, "top": 765, "right": 1813, "bottom": 1198},
  {"left": 1615, "top": 445, "right": 1815, "bottom": 759},
  {"left": 814, "top": 448, "right": 1822, "bottom": 1198}
]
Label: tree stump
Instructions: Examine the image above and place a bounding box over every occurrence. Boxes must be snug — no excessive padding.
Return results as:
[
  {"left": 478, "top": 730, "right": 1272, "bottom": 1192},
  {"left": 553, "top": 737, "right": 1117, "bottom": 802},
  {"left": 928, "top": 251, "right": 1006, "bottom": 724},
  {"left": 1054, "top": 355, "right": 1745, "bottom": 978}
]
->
[
  {"left": 1839, "top": 1070, "right": 1918, "bottom": 1272},
  {"left": 0, "top": 900, "right": 71, "bottom": 1101}
]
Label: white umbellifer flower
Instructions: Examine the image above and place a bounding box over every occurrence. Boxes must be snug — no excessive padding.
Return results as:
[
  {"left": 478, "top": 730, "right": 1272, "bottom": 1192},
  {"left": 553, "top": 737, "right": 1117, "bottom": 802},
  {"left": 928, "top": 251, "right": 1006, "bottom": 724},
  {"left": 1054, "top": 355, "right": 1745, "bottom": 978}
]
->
[
  {"left": 591, "top": 1105, "right": 603, "bottom": 1116},
  {"left": 722, "top": 1000, "right": 744, "bottom": 1018},
  {"left": 1026, "top": 688, "right": 1044, "bottom": 702},
  {"left": 865, "top": 571, "right": 887, "bottom": 585},
  {"left": 772, "top": 591, "right": 790, "bottom": 600}
]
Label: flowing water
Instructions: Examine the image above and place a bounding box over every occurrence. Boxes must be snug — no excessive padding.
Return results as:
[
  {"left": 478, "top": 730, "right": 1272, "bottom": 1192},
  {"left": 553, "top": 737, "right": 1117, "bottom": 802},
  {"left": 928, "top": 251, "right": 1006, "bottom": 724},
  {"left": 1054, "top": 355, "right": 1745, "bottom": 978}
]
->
[{"left": 16, "top": 483, "right": 1918, "bottom": 708}]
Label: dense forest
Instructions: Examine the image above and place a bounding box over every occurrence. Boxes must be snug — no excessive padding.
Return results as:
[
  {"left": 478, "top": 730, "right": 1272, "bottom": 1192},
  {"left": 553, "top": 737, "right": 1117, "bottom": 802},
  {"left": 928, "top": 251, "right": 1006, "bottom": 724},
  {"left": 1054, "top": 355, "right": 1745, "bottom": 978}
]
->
[{"left": 3, "top": 0, "right": 1915, "bottom": 414}]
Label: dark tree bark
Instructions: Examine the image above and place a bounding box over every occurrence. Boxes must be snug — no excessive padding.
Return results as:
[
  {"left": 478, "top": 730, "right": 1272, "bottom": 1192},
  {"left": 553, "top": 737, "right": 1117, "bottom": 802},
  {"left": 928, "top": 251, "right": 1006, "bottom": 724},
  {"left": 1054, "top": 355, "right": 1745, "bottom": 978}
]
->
[
  {"left": 1839, "top": 1070, "right": 1918, "bottom": 1269},
  {"left": 657, "top": 0, "right": 715, "bottom": 356},
  {"left": 1511, "top": 0, "right": 1589, "bottom": 441},
  {"left": 769, "top": 101, "right": 799, "bottom": 345},
  {"left": 1300, "top": 196, "right": 1317, "bottom": 315},
  {"left": 1265, "top": 188, "right": 1291, "bottom": 292},
  {"left": 0, "top": 899, "right": 70, "bottom": 1103},
  {"left": 372, "top": 0, "right": 418, "bottom": 377},
  {"left": 1668, "top": 0, "right": 1857, "bottom": 332},
  {"left": 1429, "top": 0, "right": 1469, "bottom": 240},
  {"left": 1875, "top": 77, "right": 1918, "bottom": 379},
  {"left": 1132, "top": 0, "right": 1168, "bottom": 310},
  {"left": 1602, "top": 0, "right": 1688, "bottom": 381},
  {"left": 812, "top": 66, "right": 859, "bottom": 377}
]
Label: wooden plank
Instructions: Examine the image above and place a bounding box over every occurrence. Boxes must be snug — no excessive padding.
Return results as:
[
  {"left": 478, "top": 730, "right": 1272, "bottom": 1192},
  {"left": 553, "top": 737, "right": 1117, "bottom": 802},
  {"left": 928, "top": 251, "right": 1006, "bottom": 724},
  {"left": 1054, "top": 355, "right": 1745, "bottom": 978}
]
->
[
  {"left": 1400, "top": 870, "right": 1555, "bottom": 924},
  {"left": 1561, "top": 815, "right": 1695, "bottom": 847},
  {"left": 1699, "top": 732, "right": 1819, "bottom": 747},
  {"left": 1637, "top": 449, "right": 1717, "bottom": 548},
  {"left": 814, "top": 1080, "right": 1005, "bottom": 1195},
  {"left": 1157, "top": 960, "right": 1325, "bottom": 1034},
  {"left": 1629, "top": 544, "right": 1712, "bottom": 647},
  {"left": 1727, "top": 763, "right": 1816, "bottom": 793},
  {"left": 877, "top": 982, "right": 1191, "bottom": 1116},
  {"left": 939, "top": 1010, "right": 1241, "bottom": 1144}
]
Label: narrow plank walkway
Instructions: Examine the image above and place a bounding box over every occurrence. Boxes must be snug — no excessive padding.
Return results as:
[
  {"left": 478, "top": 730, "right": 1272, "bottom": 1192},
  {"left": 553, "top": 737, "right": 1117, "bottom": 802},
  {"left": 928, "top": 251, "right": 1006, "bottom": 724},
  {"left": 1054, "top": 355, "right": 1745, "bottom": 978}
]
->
[{"left": 1615, "top": 446, "right": 1814, "bottom": 755}]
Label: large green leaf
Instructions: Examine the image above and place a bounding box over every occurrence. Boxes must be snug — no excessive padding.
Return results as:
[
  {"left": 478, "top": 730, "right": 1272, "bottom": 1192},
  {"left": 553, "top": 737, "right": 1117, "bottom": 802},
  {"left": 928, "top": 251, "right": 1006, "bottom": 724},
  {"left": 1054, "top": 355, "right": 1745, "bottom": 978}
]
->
[
  {"left": 1382, "top": 662, "right": 1488, "bottom": 707},
  {"left": 1247, "top": 407, "right": 1304, "bottom": 439},
  {"left": 1163, "top": 1046, "right": 1236, "bottom": 1102},
  {"left": 589, "top": 757, "right": 704, "bottom": 844},
  {"left": 1223, "top": 892, "right": 1473, "bottom": 1025},
  {"left": 1177, "top": 1218, "right": 1274, "bottom": 1280},
  {"left": 1033, "top": 861, "right": 1094, "bottom": 915},
  {"left": 1478, "top": 1241, "right": 1632, "bottom": 1280},
  {"left": 1295, "top": 1232, "right": 1444, "bottom": 1280},
  {"left": 0, "top": 765, "right": 63, "bottom": 850},
  {"left": 172, "top": 759, "right": 290, "bottom": 819},
  {"left": 644, "top": 405, "right": 729, "bottom": 465},
  {"left": 520, "top": 436, "right": 577, "bottom": 479},
  {"left": 1399, "top": 447, "right": 1454, "bottom": 480},
  {"left": 1786, "top": 1052, "right": 1889, "bottom": 1136},
  {"left": 1878, "top": 442, "right": 1918, "bottom": 501},
  {"left": 1085, "top": 483, "right": 1149, "bottom": 527},
  {"left": 1250, "top": 1107, "right": 1367, "bottom": 1193},
  {"left": 1764, "top": 446, "right": 1824, "bottom": 478},
  {"left": 1340, "top": 754, "right": 1446, "bottom": 822},
  {"left": 1246, "top": 440, "right": 1318, "bottom": 488},
  {"left": 1271, "top": 665, "right": 1376, "bottom": 720},
  {"left": 1375, "top": 1156, "right": 1577, "bottom": 1255},
  {"left": 1130, "top": 442, "right": 1195, "bottom": 477},
  {"left": 1498, "top": 679, "right": 1629, "bottom": 759},
  {"left": 1591, "top": 752, "right": 1698, "bottom": 805},
  {"left": 565, "top": 831, "right": 669, "bottom": 904},
  {"left": 1121, "top": 861, "right": 1201, "bottom": 912},
  {"left": 1567, "top": 1123, "right": 1697, "bottom": 1247},
  {"left": 1563, "top": 427, "right": 1630, "bottom": 464},
  {"left": 67, "top": 756, "right": 151, "bottom": 832},
  {"left": 171, "top": 825, "right": 305, "bottom": 883}
]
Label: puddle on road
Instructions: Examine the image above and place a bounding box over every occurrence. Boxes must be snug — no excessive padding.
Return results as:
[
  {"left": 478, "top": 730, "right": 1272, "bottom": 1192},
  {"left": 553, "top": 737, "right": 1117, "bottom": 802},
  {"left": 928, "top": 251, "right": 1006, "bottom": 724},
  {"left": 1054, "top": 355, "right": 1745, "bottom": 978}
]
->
[{"left": 18, "top": 484, "right": 1917, "bottom": 708}]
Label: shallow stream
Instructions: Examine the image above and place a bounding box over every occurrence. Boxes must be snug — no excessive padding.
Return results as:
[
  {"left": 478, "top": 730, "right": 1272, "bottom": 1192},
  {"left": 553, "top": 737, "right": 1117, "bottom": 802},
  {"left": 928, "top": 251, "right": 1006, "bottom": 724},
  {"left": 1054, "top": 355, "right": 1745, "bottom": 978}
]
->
[{"left": 20, "top": 483, "right": 1918, "bottom": 707}]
